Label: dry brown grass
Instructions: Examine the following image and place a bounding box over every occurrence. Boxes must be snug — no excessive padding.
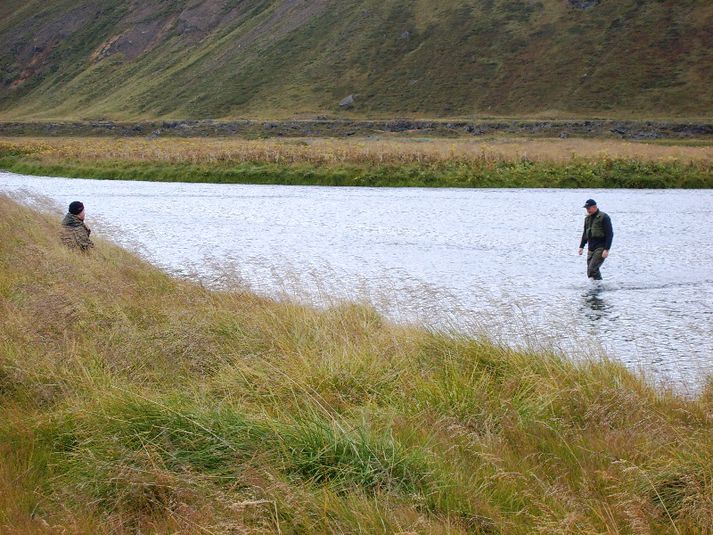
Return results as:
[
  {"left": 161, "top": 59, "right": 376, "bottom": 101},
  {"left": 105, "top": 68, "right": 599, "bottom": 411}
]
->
[{"left": 2, "top": 135, "right": 713, "bottom": 168}]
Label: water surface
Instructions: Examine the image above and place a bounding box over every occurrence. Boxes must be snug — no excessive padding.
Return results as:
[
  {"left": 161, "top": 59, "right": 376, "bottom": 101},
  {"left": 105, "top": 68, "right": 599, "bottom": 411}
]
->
[{"left": 2, "top": 171, "right": 711, "bottom": 390}]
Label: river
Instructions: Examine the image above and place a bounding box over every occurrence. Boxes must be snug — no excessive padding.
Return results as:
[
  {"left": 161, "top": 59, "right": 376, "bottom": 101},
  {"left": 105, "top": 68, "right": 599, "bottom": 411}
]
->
[{"left": 2, "top": 171, "right": 711, "bottom": 391}]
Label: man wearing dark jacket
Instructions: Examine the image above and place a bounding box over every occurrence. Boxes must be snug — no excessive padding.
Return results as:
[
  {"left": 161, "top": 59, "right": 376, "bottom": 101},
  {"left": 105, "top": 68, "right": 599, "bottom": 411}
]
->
[
  {"left": 61, "top": 201, "right": 94, "bottom": 251},
  {"left": 578, "top": 199, "right": 613, "bottom": 280}
]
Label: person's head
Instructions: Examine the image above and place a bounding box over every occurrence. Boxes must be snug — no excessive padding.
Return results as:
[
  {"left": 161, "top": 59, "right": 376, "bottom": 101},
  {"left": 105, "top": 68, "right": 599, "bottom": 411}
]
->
[
  {"left": 68, "top": 201, "right": 85, "bottom": 220},
  {"left": 583, "top": 198, "right": 598, "bottom": 215}
]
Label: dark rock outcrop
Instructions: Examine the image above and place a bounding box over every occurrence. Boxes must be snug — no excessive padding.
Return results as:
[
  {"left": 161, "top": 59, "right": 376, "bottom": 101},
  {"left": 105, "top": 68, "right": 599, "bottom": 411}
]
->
[{"left": 568, "top": 0, "right": 601, "bottom": 9}]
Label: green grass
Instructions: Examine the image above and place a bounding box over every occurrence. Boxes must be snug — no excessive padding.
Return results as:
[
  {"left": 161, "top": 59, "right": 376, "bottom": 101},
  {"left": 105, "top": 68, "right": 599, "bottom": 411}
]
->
[
  {"left": 2, "top": 151, "right": 712, "bottom": 188},
  {"left": 1, "top": 196, "right": 713, "bottom": 533}
]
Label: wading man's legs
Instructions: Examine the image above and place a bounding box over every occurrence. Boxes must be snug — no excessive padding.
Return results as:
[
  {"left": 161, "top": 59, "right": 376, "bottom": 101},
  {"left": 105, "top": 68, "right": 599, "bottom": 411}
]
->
[{"left": 586, "top": 247, "right": 606, "bottom": 280}]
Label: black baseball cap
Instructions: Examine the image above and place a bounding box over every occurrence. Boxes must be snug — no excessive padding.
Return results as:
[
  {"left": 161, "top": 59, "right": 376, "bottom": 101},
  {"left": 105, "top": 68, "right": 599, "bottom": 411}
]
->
[
  {"left": 68, "top": 201, "right": 85, "bottom": 215},
  {"left": 583, "top": 199, "right": 597, "bottom": 208}
]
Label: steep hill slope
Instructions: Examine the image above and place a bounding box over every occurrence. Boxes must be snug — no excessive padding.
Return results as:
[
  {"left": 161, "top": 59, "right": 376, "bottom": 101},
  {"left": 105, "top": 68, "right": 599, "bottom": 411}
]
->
[{"left": 1, "top": 0, "right": 713, "bottom": 120}]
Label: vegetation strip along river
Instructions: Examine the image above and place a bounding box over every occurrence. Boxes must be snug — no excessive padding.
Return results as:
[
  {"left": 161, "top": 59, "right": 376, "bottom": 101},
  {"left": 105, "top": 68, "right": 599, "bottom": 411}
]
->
[{"left": 2, "top": 136, "right": 713, "bottom": 188}]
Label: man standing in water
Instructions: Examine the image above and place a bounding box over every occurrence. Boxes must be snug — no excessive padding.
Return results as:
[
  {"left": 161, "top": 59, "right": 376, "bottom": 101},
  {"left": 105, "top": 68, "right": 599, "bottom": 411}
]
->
[
  {"left": 578, "top": 199, "right": 613, "bottom": 280},
  {"left": 61, "top": 201, "right": 94, "bottom": 251}
]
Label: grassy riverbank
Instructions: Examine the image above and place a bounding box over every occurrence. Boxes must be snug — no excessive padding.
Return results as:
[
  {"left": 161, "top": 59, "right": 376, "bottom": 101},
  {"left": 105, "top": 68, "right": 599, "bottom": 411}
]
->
[
  {"left": 2, "top": 136, "right": 713, "bottom": 188},
  {"left": 1, "top": 195, "right": 712, "bottom": 533}
]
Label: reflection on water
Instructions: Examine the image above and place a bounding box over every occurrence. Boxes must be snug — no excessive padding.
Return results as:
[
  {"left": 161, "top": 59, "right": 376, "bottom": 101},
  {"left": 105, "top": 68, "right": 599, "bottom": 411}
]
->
[
  {"left": 581, "top": 284, "right": 611, "bottom": 323},
  {"left": 1, "top": 171, "right": 712, "bottom": 391}
]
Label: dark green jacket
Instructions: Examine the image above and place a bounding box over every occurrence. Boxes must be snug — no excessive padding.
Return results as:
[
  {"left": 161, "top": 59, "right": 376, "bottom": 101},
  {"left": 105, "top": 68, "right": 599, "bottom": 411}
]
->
[
  {"left": 61, "top": 213, "right": 94, "bottom": 251},
  {"left": 580, "top": 210, "right": 613, "bottom": 250}
]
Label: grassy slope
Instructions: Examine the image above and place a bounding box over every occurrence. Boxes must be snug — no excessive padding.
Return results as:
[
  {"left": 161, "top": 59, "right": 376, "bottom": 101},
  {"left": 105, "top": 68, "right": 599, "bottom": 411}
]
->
[
  {"left": 1, "top": 196, "right": 713, "bottom": 533},
  {"left": 1, "top": 0, "right": 713, "bottom": 120}
]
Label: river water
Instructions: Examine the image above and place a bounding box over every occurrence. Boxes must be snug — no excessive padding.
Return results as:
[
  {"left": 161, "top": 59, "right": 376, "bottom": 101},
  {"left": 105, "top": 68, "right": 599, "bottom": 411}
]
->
[{"left": 2, "top": 171, "right": 711, "bottom": 391}]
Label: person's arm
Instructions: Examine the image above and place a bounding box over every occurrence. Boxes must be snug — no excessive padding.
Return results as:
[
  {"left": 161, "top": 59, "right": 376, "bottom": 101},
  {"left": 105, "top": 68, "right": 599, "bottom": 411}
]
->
[
  {"left": 603, "top": 214, "right": 613, "bottom": 251},
  {"left": 78, "top": 225, "right": 94, "bottom": 251},
  {"left": 578, "top": 219, "right": 588, "bottom": 254}
]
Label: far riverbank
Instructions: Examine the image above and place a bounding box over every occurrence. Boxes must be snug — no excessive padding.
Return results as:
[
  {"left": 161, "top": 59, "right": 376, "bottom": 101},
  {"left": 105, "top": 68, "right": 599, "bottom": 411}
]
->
[{"left": 2, "top": 135, "right": 713, "bottom": 188}]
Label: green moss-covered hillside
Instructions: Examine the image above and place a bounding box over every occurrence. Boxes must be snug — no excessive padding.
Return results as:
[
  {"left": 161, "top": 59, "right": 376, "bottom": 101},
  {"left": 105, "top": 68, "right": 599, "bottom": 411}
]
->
[{"left": 1, "top": 0, "right": 713, "bottom": 120}]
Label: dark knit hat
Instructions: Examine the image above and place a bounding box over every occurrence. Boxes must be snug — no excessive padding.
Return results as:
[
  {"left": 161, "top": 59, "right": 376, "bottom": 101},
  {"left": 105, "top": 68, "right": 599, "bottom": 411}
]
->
[{"left": 68, "top": 201, "right": 85, "bottom": 215}]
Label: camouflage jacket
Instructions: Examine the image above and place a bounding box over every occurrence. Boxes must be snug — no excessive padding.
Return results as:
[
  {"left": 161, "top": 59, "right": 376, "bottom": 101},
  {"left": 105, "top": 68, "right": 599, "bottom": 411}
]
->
[{"left": 61, "top": 213, "right": 94, "bottom": 251}]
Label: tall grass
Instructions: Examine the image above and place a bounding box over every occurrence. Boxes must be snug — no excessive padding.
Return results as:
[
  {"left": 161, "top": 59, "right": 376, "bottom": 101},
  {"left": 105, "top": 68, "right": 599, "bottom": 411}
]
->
[
  {"left": 4, "top": 136, "right": 713, "bottom": 166},
  {"left": 2, "top": 136, "right": 713, "bottom": 188},
  {"left": 1, "top": 195, "right": 712, "bottom": 533}
]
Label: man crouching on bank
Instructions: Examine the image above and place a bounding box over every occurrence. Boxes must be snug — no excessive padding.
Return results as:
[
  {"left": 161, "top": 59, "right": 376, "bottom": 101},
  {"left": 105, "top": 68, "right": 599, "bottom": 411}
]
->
[
  {"left": 578, "top": 198, "right": 613, "bottom": 281},
  {"left": 61, "top": 200, "right": 94, "bottom": 251}
]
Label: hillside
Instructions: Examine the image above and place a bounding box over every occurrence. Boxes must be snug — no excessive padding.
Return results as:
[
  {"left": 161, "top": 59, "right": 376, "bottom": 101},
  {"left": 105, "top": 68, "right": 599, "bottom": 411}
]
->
[
  {"left": 1, "top": 0, "right": 713, "bottom": 120},
  {"left": 2, "top": 195, "right": 713, "bottom": 533}
]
